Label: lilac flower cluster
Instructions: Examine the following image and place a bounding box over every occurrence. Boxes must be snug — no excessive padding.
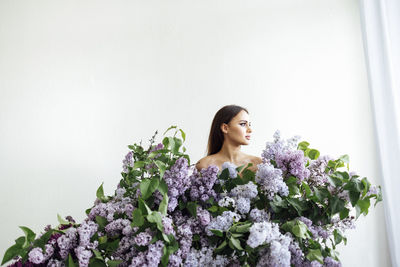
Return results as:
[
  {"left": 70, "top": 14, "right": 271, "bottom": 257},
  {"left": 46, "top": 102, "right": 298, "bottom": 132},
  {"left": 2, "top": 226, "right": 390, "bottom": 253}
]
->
[
  {"left": 122, "top": 151, "right": 134, "bottom": 174},
  {"left": 254, "top": 230, "right": 292, "bottom": 267},
  {"left": 130, "top": 240, "right": 164, "bottom": 266},
  {"left": 247, "top": 221, "right": 281, "bottom": 248},
  {"left": 28, "top": 245, "right": 54, "bottom": 264},
  {"left": 297, "top": 217, "right": 330, "bottom": 240},
  {"left": 184, "top": 247, "right": 231, "bottom": 267},
  {"left": 134, "top": 228, "right": 153, "bottom": 246},
  {"left": 255, "top": 163, "right": 288, "bottom": 200},
  {"left": 163, "top": 157, "right": 191, "bottom": 212},
  {"left": 307, "top": 155, "right": 334, "bottom": 187},
  {"left": 189, "top": 165, "right": 219, "bottom": 203},
  {"left": 275, "top": 150, "right": 310, "bottom": 182},
  {"left": 205, "top": 211, "right": 240, "bottom": 236},
  {"left": 221, "top": 161, "right": 238, "bottom": 178},
  {"left": 249, "top": 208, "right": 270, "bottom": 223},
  {"left": 88, "top": 197, "right": 134, "bottom": 222}
]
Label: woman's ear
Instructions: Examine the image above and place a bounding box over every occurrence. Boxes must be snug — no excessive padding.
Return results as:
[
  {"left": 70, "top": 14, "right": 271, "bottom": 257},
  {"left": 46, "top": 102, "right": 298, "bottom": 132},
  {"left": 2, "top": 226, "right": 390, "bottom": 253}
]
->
[{"left": 220, "top": 123, "right": 228, "bottom": 134}]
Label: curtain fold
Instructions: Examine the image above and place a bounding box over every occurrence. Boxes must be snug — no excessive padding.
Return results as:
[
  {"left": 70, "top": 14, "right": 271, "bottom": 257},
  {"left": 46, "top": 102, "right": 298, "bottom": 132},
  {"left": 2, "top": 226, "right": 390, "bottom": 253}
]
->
[{"left": 359, "top": 0, "right": 400, "bottom": 266}]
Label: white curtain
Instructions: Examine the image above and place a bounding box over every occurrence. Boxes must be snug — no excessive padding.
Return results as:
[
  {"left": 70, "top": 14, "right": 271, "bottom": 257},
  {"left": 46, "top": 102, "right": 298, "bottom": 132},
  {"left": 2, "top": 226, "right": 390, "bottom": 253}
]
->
[{"left": 359, "top": 0, "right": 400, "bottom": 266}]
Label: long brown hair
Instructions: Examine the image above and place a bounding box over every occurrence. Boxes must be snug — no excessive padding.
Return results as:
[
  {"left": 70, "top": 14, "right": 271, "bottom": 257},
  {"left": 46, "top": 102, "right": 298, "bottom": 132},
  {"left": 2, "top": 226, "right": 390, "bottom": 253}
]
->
[{"left": 207, "top": 105, "right": 249, "bottom": 156}]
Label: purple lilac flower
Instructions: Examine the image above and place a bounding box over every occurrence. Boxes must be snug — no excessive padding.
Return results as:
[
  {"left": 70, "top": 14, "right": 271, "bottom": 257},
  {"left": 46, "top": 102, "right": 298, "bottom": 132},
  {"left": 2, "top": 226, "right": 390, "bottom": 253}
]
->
[
  {"left": 189, "top": 165, "right": 219, "bottom": 203},
  {"left": 163, "top": 157, "right": 191, "bottom": 212},
  {"left": 289, "top": 240, "right": 304, "bottom": 267},
  {"left": 74, "top": 246, "right": 92, "bottom": 267},
  {"left": 57, "top": 228, "right": 78, "bottom": 260},
  {"left": 162, "top": 215, "right": 176, "bottom": 236},
  {"left": 197, "top": 207, "right": 211, "bottom": 227},
  {"left": 47, "top": 259, "right": 65, "bottom": 267},
  {"left": 77, "top": 220, "right": 98, "bottom": 247},
  {"left": 324, "top": 256, "right": 342, "bottom": 267},
  {"left": 221, "top": 162, "right": 238, "bottom": 178},
  {"left": 134, "top": 228, "right": 153, "bottom": 246},
  {"left": 307, "top": 155, "right": 333, "bottom": 186},
  {"left": 275, "top": 150, "right": 310, "bottom": 182},
  {"left": 28, "top": 247, "right": 45, "bottom": 264},
  {"left": 146, "top": 241, "right": 165, "bottom": 266},
  {"left": 88, "top": 197, "right": 134, "bottom": 222},
  {"left": 366, "top": 185, "right": 379, "bottom": 197},
  {"left": 122, "top": 151, "right": 134, "bottom": 174},
  {"left": 256, "top": 163, "right": 288, "bottom": 200},
  {"left": 105, "top": 218, "right": 132, "bottom": 236}
]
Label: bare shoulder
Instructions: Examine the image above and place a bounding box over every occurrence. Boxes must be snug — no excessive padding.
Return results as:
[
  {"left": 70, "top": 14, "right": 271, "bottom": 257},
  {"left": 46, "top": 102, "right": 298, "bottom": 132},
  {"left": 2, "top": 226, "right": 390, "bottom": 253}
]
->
[
  {"left": 251, "top": 155, "right": 263, "bottom": 165},
  {"left": 245, "top": 155, "right": 263, "bottom": 172},
  {"left": 195, "top": 155, "right": 215, "bottom": 172}
]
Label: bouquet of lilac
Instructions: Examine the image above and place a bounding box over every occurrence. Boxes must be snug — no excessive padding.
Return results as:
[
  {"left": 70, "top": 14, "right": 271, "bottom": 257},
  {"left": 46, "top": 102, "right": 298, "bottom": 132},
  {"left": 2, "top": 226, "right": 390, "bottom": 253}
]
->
[{"left": 2, "top": 127, "right": 382, "bottom": 267}]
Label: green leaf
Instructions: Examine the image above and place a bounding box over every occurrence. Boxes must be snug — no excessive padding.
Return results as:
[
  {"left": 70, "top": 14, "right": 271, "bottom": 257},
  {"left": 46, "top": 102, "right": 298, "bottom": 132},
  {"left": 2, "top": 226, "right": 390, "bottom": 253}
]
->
[
  {"left": 140, "top": 178, "right": 160, "bottom": 200},
  {"left": 287, "top": 198, "right": 308, "bottom": 216},
  {"left": 158, "top": 179, "right": 168, "bottom": 195},
  {"left": 163, "top": 125, "right": 177, "bottom": 135},
  {"left": 356, "top": 198, "right": 370, "bottom": 217},
  {"left": 67, "top": 253, "right": 77, "bottom": 267},
  {"left": 147, "top": 211, "right": 163, "bottom": 232},
  {"left": 95, "top": 216, "right": 108, "bottom": 228},
  {"left": 154, "top": 160, "right": 167, "bottom": 179},
  {"left": 292, "top": 221, "right": 310, "bottom": 239},
  {"left": 302, "top": 182, "right": 312, "bottom": 198},
  {"left": 210, "top": 229, "right": 224, "bottom": 237},
  {"left": 139, "top": 198, "right": 152, "bottom": 215},
  {"left": 307, "top": 149, "right": 320, "bottom": 160},
  {"left": 327, "top": 175, "right": 343, "bottom": 187},
  {"left": 207, "top": 206, "right": 218, "bottom": 212},
  {"left": 339, "top": 208, "right": 350, "bottom": 220},
  {"left": 19, "top": 226, "right": 36, "bottom": 244},
  {"left": 106, "top": 260, "right": 123, "bottom": 267},
  {"left": 131, "top": 209, "right": 144, "bottom": 227},
  {"left": 179, "top": 129, "right": 186, "bottom": 141},
  {"left": 349, "top": 191, "right": 360, "bottom": 207},
  {"left": 229, "top": 237, "right": 243, "bottom": 250},
  {"left": 133, "top": 161, "right": 145, "bottom": 168},
  {"left": 214, "top": 240, "right": 227, "bottom": 253},
  {"left": 333, "top": 229, "right": 343, "bottom": 245},
  {"left": 298, "top": 141, "right": 310, "bottom": 151},
  {"left": 235, "top": 223, "right": 252, "bottom": 233},
  {"left": 96, "top": 183, "right": 105, "bottom": 200},
  {"left": 57, "top": 214, "right": 70, "bottom": 225},
  {"left": 159, "top": 193, "right": 169, "bottom": 215},
  {"left": 330, "top": 196, "right": 345, "bottom": 215},
  {"left": 286, "top": 176, "right": 300, "bottom": 196},
  {"left": 187, "top": 202, "right": 197, "bottom": 217},
  {"left": 33, "top": 229, "right": 54, "bottom": 249},
  {"left": 1, "top": 243, "right": 22, "bottom": 265},
  {"left": 306, "top": 249, "right": 324, "bottom": 264},
  {"left": 92, "top": 249, "right": 103, "bottom": 260}
]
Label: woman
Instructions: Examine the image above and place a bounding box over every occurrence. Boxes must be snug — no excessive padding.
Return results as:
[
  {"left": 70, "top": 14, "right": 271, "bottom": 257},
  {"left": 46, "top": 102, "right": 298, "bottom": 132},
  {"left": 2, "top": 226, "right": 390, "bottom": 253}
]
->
[{"left": 195, "top": 105, "right": 263, "bottom": 175}]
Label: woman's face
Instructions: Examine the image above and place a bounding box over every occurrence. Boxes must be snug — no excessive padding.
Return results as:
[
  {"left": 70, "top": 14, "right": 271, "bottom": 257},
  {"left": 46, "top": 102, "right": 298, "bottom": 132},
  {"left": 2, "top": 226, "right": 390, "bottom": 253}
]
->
[{"left": 221, "top": 110, "right": 252, "bottom": 145}]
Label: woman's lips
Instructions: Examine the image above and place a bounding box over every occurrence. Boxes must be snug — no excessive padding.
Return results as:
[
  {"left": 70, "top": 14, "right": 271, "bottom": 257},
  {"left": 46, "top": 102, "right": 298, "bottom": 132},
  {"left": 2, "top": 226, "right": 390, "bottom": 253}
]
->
[{"left": 245, "top": 136, "right": 251, "bottom": 140}]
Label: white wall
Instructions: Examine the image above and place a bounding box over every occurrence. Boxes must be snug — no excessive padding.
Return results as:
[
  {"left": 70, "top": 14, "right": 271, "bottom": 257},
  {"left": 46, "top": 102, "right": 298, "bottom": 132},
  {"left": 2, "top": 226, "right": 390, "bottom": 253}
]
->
[{"left": 0, "top": 0, "right": 390, "bottom": 266}]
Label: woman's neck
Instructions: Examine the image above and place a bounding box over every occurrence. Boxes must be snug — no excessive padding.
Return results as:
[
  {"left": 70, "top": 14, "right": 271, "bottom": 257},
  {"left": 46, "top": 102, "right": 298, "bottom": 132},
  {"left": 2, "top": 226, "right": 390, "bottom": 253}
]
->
[{"left": 217, "top": 141, "right": 243, "bottom": 163}]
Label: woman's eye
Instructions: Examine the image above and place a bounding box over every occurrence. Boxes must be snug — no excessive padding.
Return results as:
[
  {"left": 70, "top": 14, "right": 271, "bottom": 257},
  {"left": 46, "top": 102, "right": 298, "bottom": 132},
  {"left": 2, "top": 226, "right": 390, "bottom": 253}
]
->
[{"left": 240, "top": 123, "right": 246, "bottom": 126}]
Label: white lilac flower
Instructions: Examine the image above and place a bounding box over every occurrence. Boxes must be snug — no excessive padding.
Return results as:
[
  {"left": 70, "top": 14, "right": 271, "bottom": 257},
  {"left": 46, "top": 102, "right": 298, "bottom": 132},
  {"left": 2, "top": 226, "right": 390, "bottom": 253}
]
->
[
  {"left": 256, "top": 163, "right": 288, "bottom": 200},
  {"left": 184, "top": 247, "right": 230, "bottom": 267},
  {"left": 205, "top": 211, "right": 240, "bottom": 236},
  {"left": 230, "top": 181, "right": 258, "bottom": 200},
  {"left": 218, "top": 196, "right": 236, "bottom": 208},
  {"left": 249, "top": 208, "right": 270, "bottom": 223},
  {"left": 221, "top": 162, "right": 238, "bottom": 178},
  {"left": 247, "top": 221, "right": 272, "bottom": 248},
  {"left": 256, "top": 233, "right": 292, "bottom": 267},
  {"left": 236, "top": 197, "right": 251, "bottom": 214}
]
